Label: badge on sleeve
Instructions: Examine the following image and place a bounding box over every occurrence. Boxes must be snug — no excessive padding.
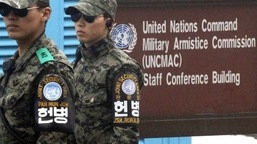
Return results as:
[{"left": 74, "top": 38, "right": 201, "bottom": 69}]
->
[
  {"left": 35, "top": 74, "right": 74, "bottom": 132},
  {"left": 111, "top": 68, "right": 141, "bottom": 126}
]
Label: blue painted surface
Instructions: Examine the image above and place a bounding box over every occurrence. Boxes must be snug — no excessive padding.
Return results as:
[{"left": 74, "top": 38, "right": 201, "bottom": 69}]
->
[
  {"left": 139, "top": 137, "right": 191, "bottom": 144},
  {"left": 46, "top": 0, "right": 64, "bottom": 49}
]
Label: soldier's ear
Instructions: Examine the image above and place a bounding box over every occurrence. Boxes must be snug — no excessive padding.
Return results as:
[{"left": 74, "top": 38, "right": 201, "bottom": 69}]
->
[{"left": 41, "top": 7, "right": 51, "bottom": 22}]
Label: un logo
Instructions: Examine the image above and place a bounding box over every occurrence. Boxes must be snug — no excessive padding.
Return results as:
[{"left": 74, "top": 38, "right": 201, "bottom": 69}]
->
[
  {"left": 43, "top": 82, "right": 62, "bottom": 101},
  {"left": 110, "top": 23, "right": 138, "bottom": 53}
]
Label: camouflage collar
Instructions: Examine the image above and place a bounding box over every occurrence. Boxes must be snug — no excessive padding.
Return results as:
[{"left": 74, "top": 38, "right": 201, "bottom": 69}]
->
[
  {"left": 81, "top": 37, "right": 114, "bottom": 60},
  {"left": 13, "top": 33, "right": 48, "bottom": 72}
]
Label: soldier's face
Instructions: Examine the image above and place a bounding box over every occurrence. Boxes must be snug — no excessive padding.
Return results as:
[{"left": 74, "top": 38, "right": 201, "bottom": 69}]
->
[
  {"left": 2, "top": 5, "right": 50, "bottom": 41},
  {"left": 74, "top": 13, "right": 109, "bottom": 47}
]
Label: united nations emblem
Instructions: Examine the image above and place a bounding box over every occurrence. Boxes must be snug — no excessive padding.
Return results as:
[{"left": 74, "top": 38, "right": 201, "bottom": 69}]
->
[
  {"left": 110, "top": 23, "right": 137, "bottom": 53},
  {"left": 37, "top": 74, "right": 68, "bottom": 101},
  {"left": 43, "top": 82, "right": 62, "bottom": 101},
  {"left": 122, "top": 79, "right": 136, "bottom": 95}
]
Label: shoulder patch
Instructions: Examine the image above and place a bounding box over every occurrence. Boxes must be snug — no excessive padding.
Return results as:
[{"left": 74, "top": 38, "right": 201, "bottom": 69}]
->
[
  {"left": 35, "top": 74, "right": 74, "bottom": 132},
  {"left": 36, "top": 48, "right": 54, "bottom": 64},
  {"left": 110, "top": 68, "right": 141, "bottom": 126}
]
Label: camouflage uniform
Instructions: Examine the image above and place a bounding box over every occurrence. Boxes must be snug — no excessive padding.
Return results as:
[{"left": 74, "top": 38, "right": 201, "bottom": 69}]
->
[
  {"left": 0, "top": 33, "right": 76, "bottom": 143},
  {"left": 66, "top": 1, "right": 144, "bottom": 143},
  {"left": 72, "top": 36, "right": 143, "bottom": 144},
  {"left": 0, "top": 0, "right": 76, "bottom": 143}
]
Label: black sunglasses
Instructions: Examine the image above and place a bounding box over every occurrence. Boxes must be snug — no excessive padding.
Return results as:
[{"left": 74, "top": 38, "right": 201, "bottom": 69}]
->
[
  {"left": 70, "top": 13, "right": 97, "bottom": 23},
  {"left": 0, "top": 5, "right": 39, "bottom": 17}
]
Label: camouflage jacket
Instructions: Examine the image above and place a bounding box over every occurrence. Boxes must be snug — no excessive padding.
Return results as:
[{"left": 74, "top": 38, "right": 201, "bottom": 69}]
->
[
  {"left": 73, "top": 37, "right": 144, "bottom": 144},
  {"left": 0, "top": 34, "right": 76, "bottom": 144}
]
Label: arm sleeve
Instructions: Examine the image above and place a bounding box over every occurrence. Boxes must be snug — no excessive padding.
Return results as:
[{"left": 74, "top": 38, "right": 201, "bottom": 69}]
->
[
  {"left": 107, "top": 64, "right": 144, "bottom": 144},
  {"left": 37, "top": 132, "right": 76, "bottom": 144},
  {"left": 34, "top": 63, "right": 76, "bottom": 143}
]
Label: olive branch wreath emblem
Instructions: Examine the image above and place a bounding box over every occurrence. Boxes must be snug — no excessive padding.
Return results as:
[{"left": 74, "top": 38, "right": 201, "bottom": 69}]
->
[{"left": 110, "top": 23, "right": 138, "bottom": 53}]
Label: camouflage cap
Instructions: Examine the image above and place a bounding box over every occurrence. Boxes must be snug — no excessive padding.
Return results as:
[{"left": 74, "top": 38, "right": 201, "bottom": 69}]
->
[
  {"left": 65, "top": 0, "right": 117, "bottom": 18},
  {"left": 0, "top": 0, "right": 49, "bottom": 9}
]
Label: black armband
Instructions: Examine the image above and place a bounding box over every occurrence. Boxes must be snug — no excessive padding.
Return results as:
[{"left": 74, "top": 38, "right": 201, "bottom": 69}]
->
[
  {"left": 35, "top": 74, "right": 74, "bottom": 132},
  {"left": 109, "top": 67, "right": 141, "bottom": 126}
]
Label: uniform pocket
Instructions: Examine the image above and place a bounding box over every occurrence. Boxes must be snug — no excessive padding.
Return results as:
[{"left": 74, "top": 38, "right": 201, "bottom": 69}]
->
[{"left": 80, "top": 89, "right": 107, "bottom": 107}]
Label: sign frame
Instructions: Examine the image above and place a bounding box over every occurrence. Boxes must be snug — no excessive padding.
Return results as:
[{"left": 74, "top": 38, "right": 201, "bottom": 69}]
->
[{"left": 116, "top": 0, "right": 257, "bottom": 138}]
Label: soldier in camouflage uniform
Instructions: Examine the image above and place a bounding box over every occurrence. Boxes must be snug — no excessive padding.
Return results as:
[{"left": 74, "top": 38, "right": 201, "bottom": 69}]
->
[
  {"left": 0, "top": 0, "right": 76, "bottom": 143},
  {"left": 65, "top": 0, "right": 144, "bottom": 143}
]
